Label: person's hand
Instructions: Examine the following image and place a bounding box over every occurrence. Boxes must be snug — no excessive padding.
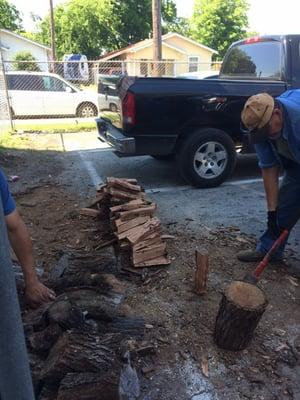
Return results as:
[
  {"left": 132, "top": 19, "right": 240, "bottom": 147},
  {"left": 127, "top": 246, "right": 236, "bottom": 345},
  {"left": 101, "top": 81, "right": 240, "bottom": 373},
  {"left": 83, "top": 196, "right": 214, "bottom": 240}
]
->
[
  {"left": 25, "top": 280, "right": 56, "bottom": 308},
  {"left": 267, "top": 209, "right": 281, "bottom": 239}
]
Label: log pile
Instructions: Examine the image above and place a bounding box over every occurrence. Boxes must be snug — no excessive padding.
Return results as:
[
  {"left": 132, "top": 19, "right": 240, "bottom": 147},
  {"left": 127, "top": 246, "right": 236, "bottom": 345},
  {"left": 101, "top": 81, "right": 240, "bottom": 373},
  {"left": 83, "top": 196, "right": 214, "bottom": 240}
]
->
[
  {"left": 82, "top": 177, "right": 171, "bottom": 269},
  {"left": 21, "top": 248, "right": 145, "bottom": 399}
]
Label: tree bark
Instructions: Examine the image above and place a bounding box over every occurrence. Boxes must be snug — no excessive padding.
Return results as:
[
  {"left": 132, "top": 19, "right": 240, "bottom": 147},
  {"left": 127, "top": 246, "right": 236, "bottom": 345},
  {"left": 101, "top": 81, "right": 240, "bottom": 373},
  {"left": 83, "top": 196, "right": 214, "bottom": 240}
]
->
[
  {"left": 57, "top": 372, "right": 119, "bottom": 400},
  {"left": 41, "top": 331, "right": 121, "bottom": 381},
  {"left": 214, "top": 281, "right": 268, "bottom": 351},
  {"left": 57, "top": 286, "right": 125, "bottom": 321}
]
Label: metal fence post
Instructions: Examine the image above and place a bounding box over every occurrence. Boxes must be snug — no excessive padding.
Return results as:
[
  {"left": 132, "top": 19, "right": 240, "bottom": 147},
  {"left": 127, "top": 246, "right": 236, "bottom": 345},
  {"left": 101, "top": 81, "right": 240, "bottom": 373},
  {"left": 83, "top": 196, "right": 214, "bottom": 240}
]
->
[
  {"left": 0, "top": 53, "right": 14, "bottom": 131},
  {"left": 0, "top": 197, "right": 35, "bottom": 399}
]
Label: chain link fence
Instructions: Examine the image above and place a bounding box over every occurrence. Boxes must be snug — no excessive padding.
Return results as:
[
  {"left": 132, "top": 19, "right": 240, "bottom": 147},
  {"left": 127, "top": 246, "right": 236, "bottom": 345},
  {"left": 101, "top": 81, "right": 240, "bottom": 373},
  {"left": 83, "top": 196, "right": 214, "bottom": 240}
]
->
[
  {"left": 1, "top": 59, "right": 222, "bottom": 130},
  {"left": 0, "top": 52, "right": 13, "bottom": 134}
]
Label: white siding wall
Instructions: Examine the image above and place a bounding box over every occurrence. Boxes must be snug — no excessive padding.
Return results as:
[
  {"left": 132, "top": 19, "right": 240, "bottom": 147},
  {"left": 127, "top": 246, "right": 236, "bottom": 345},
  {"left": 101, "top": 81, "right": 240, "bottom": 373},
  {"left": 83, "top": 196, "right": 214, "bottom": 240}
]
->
[{"left": 0, "top": 31, "right": 50, "bottom": 71}]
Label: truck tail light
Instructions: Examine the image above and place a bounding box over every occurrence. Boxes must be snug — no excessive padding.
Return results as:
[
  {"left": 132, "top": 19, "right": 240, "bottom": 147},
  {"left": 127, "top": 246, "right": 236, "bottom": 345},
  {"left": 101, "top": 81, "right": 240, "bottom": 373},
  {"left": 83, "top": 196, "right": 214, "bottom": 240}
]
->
[
  {"left": 122, "top": 92, "right": 136, "bottom": 126},
  {"left": 244, "top": 36, "right": 261, "bottom": 44}
]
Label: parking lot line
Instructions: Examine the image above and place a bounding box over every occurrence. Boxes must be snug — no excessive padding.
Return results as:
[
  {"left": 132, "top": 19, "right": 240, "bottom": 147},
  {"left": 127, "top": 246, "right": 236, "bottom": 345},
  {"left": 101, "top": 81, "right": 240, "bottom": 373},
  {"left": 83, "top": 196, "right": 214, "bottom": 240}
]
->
[
  {"left": 79, "top": 151, "right": 104, "bottom": 187},
  {"left": 145, "top": 178, "right": 264, "bottom": 194}
]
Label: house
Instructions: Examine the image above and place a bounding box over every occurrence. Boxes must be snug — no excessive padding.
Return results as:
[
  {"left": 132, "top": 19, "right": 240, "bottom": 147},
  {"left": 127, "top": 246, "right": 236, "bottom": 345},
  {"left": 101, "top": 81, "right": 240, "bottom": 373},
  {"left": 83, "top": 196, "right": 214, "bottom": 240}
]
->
[
  {"left": 0, "top": 29, "right": 51, "bottom": 71},
  {"left": 98, "top": 32, "right": 218, "bottom": 77}
]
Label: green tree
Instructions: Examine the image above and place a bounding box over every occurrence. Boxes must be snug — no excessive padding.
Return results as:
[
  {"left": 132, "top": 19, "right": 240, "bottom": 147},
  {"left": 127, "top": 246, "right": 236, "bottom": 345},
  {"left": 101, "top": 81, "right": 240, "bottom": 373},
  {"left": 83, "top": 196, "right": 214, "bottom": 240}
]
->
[
  {"left": 0, "top": 0, "right": 22, "bottom": 31},
  {"left": 12, "top": 51, "right": 41, "bottom": 71},
  {"left": 191, "top": 0, "right": 249, "bottom": 58},
  {"left": 33, "top": 0, "right": 179, "bottom": 59},
  {"left": 161, "top": 0, "right": 190, "bottom": 36},
  {"left": 163, "top": 16, "right": 191, "bottom": 36}
]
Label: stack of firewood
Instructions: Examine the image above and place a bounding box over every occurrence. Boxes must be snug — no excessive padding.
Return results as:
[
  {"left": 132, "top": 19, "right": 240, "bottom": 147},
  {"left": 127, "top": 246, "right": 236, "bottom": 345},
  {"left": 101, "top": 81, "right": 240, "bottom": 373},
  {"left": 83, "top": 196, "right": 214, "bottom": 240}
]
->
[{"left": 82, "top": 177, "right": 170, "bottom": 268}]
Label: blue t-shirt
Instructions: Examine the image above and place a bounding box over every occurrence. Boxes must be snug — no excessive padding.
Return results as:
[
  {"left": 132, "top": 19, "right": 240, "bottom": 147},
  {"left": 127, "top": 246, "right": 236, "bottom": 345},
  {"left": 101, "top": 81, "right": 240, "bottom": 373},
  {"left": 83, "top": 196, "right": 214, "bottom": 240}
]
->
[
  {"left": 0, "top": 169, "right": 16, "bottom": 216},
  {"left": 254, "top": 90, "right": 300, "bottom": 169}
]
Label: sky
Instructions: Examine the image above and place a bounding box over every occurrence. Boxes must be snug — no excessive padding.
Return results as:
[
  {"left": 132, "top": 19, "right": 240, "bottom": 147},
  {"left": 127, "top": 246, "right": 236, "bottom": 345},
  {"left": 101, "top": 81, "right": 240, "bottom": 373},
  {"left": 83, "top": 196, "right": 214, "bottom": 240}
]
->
[{"left": 9, "top": 0, "right": 300, "bottom": 36}]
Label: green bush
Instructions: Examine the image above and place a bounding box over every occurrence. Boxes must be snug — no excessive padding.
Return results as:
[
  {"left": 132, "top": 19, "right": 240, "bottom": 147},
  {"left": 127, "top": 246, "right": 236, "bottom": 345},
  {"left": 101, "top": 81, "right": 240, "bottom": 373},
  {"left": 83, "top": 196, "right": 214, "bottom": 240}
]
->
[{"left": 12, "top": 51, "right": 41, "bottom": 72}]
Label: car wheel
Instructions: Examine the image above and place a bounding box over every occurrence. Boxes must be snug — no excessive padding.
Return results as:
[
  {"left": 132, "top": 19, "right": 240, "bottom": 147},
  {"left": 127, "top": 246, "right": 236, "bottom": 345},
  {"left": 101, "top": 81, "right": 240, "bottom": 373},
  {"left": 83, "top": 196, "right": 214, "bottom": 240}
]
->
[
  {"left": 109, "top": 103, "right": 118, "bottom": 112},
  {"left": 77, "top": 103, "right": 98, "bottom": 118},
  {"left": 176, "top": 128, "right": 236, "bottom": 188},
  {"left": 151, "top": 154, "right": 175, "bottom": 161}
]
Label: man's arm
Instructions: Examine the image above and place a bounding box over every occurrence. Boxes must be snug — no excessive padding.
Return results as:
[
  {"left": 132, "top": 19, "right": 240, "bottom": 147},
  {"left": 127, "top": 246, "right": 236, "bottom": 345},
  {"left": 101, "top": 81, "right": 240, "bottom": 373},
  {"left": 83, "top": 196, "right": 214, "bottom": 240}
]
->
[
  {"left": 261, "top": 166, "right": 280, "bottom": 211},
  {"left": 6, "top": 209, "right": 55, "bottom": 307}
]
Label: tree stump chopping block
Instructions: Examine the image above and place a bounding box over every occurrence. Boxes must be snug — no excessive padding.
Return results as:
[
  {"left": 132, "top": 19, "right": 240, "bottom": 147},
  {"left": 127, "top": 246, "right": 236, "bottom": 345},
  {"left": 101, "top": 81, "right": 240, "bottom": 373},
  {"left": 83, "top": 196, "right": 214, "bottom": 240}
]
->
[{"left": 214, "top": 281, "right": 268, "bottom": 351}]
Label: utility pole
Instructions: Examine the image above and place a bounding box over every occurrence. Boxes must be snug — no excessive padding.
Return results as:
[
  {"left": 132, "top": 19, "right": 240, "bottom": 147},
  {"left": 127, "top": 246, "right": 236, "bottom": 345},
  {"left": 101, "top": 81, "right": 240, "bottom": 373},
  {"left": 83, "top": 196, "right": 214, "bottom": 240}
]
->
[
  {"left": 152, "top": 0, "right": 162, "bottom": 77},
  {"left": 49, "top": 0, "right": 56, "bottom": 63}
]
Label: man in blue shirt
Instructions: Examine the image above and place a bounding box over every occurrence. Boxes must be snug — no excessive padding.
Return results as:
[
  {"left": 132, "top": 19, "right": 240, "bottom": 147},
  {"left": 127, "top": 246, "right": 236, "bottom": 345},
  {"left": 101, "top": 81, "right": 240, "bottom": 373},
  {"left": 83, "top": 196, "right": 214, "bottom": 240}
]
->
[
  {"left": 0, "top": 168, "right": 55, "bottom": 307},
  {"left": 238, "top": 91, "right": 300, "bottom": 264}
]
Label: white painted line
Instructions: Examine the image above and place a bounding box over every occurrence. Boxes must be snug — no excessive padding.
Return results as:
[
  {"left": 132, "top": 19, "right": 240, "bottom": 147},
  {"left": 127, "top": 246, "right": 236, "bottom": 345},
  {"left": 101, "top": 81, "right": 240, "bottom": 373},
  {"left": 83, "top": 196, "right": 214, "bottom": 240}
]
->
[
  {"left": 145, "top": 185, "right": 192, "bottom": 194},
  {"left": 78, "top": 151, "right": 104, "bottom": 187},
  {"left": 145, "top": 177, "right": 268, "bottom": 194},
  {"left": 224, "top": 177, "right": 263, "bottom": 186}
]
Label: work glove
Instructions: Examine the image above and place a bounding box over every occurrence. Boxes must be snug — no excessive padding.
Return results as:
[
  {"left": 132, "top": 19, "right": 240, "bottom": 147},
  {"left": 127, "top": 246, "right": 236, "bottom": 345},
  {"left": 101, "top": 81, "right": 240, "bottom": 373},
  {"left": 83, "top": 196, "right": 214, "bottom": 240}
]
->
[{"left": 267, "top": 209, "right": 281, "bottom": 239}]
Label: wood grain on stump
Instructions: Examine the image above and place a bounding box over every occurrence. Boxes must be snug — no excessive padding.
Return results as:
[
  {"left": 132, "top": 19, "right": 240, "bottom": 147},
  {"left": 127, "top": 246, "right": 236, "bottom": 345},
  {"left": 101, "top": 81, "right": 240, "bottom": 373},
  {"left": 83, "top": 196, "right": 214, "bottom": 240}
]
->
[{"left": 214, "top": 281, "right": 268, "bottom": 351}]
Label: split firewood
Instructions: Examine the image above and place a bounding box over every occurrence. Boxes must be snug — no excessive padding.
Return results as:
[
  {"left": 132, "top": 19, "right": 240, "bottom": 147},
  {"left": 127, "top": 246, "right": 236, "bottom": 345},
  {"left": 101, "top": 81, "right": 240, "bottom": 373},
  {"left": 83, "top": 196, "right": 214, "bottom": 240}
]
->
[
  {"left": 110, "top": 199, "right": 148, "bottom": 213},
  {"left": 122, "top": 178, "right": 138, "bottom": 184},
  {"left": 126, "top": 218, "right": 161, "bottom": 245},
  {"left": 133, "top": 234, "right": 162, "bottom": 251},
  {"left": 134, "top": 256, "right": 171, "bottom": 268},
  {"left": 79, "top": 208, "right": 101, "bottom": 217},
  {"left": 104, "top": 187, "right": 144, "bottom": 202},
  {"left": 133, "top": 243, "right": 167, "bottom": 265},
  {"left": 115, "top": 216, "right": 149, "bottom": 236},
  {"left": 107, "top": 177, "right": 141, "bottom": 192},
  {"left": 118, "top": 204, "right": 156, "bottom": 222}
]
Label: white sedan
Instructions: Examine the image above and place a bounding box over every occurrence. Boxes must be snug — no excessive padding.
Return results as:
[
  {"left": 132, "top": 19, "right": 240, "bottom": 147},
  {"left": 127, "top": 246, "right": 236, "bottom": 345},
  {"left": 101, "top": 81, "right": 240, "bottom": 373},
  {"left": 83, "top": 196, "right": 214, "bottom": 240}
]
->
[{"left": 6, "top": 71, "right": 99, "bottom": 118}]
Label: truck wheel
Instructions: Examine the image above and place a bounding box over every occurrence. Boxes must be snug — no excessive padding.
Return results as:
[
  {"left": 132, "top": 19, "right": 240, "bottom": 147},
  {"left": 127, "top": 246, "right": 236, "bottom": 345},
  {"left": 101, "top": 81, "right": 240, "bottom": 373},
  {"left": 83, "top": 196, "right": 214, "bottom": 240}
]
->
[
  {"left": 77, "top": 103, "right": 98, "bottom": 118},
  {"left": 177, "top": 128, "right": 236, "bottom": 188}
]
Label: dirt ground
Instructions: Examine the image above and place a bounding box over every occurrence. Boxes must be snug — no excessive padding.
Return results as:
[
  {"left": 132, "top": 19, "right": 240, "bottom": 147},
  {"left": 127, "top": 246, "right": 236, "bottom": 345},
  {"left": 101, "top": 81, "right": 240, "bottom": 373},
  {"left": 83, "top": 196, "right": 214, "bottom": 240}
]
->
[{"left": 2, "top": 149, "right": 300, "bottom": 400}]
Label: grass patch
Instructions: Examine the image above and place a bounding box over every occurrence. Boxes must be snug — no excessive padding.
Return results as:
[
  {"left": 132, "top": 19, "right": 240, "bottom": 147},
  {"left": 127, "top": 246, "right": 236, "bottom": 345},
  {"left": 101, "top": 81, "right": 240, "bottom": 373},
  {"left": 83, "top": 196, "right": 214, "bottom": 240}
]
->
[
  {"left": 0, "top": 131, "right": 30, "bottom": 150},
  {"left": 14, "top": 121, "right": 96, "bottom": 134},
  {"left": 12, "top": 112, "right": 119, "bottom": 134}
]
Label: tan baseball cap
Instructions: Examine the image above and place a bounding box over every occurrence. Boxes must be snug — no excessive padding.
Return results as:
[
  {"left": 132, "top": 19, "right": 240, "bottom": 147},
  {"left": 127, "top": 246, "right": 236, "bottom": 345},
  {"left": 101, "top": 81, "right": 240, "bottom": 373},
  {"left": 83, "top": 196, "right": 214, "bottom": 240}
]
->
[{"left": 241, "top": 93, "right": 274, "bottom": 131}]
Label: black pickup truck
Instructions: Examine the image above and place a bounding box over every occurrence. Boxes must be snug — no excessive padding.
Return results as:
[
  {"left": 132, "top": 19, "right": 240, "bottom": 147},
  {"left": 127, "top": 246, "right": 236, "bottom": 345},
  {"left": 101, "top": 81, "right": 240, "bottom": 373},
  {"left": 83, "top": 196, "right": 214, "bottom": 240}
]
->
[{"left": 96, "top": 35, "right": 300, "bottom": 187}]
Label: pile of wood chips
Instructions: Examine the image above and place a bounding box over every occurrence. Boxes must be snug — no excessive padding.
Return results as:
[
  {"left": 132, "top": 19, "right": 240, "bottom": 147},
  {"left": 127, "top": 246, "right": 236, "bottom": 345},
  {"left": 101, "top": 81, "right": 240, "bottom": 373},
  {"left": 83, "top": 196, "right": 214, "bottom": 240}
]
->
[{"left": 81, "top": 177, "right": 171, "bottom": 268}]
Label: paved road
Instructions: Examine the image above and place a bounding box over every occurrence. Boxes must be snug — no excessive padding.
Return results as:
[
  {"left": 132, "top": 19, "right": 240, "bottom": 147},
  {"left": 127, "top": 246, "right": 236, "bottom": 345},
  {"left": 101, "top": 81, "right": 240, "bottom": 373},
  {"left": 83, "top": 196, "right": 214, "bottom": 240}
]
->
[{"left": 76, "top": 146, "right": 300, "bottom": 259}]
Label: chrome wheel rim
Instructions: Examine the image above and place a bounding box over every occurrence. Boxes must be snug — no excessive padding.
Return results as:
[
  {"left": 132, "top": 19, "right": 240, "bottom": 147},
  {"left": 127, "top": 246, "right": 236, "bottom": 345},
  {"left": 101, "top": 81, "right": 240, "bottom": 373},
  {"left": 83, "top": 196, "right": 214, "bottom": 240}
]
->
[
  {"left": 193, "top": 141, "right": 228, "bottom": 179},
  {"left": 81, "top": 105, "right": 95, "bottom": 117}
]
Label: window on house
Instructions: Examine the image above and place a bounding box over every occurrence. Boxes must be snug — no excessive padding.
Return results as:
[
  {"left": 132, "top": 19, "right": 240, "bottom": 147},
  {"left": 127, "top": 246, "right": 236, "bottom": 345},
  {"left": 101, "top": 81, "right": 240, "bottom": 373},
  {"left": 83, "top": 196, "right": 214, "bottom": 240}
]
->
[{"left": 188, "top": 56, "right": 199, "bottom": 72}]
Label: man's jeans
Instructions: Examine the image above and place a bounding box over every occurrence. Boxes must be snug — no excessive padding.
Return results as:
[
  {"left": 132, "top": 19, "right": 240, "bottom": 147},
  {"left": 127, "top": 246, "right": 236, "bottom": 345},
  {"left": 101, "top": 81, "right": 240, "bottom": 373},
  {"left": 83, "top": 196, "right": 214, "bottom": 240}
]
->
[{"left": 256, "top": 163, "right": 300, "bottom": 257}]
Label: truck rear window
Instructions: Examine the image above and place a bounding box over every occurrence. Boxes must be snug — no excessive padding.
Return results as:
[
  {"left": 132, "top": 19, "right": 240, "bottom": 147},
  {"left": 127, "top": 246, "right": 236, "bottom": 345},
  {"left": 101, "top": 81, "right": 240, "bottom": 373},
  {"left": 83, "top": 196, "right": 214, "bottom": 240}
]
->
[{"left": 221, "top": 41, "right": 282, "bottom": 80}]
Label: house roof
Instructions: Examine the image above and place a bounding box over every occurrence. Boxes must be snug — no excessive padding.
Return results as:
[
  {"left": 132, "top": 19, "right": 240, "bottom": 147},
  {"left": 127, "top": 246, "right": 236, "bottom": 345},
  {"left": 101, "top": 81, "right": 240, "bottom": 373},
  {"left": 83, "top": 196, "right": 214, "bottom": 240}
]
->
[
  {"left": 99, "top": 32, "right": 217, "bottom": 60},
  {"left": 0, "top": 29, "right": 51, "bottom": 52}
]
